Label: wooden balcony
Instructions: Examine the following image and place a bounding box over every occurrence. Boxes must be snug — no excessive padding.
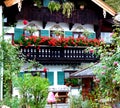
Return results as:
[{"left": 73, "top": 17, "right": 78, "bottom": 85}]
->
[{"left": 20, "top": 46, "right": 99, "bottom": 64}]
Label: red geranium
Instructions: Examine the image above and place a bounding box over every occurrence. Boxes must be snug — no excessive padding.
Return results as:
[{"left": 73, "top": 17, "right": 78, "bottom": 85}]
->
[{"left": 23, "top": 20, "right": 28, "bottom": 25}]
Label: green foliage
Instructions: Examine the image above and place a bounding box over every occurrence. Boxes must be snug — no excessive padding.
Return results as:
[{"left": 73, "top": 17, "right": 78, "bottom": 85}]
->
[
  {"left": 104, "top": 0, "right": 120, "bottom": 12},
  {"left": 0, "top": 38, "right": 25, "bottom": 97},
  {"left": 81, "top": 100, "right": 92, "bottom": 108},
  {"left": 48, "top": 1, "right": 61, "bottom": 13},
  {"left": 0, "top": 34, "right": 24, "bottom": 107},
  {"left": 33, "top": 0, "right": 41, "bottom": 8},
  {"left": 70, "top": 95, "right": 82, "bottom": 108},
  {"left": 53, "top": 30, "right": 64, "bottom": 36},
  {"left": 62, "top": 2, "right": 74, "bottom": 18},
  {"left": 69, "top": 94, "right": 100, "bottom": 108},
  {"left": 0, "top": 94, "right": 20, "bottom": 108},
  {"left": 82, "top": 30, "right": 90, "bottom": 37},
  {"left": 16, "top": 74, "right": 49, "bottom": 108},
  {"left": 92, "top": 27, "right": 120, "bottom": 104},
  {"left": 65, "top": 78, "right": 79, "bottom": 86}
]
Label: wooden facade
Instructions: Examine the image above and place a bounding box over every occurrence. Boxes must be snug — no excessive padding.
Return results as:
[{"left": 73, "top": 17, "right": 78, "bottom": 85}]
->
[
  {"left": 2, "top": 0, "right": 116, "bottom": 38},
  {"left": 1, "top": 0, "right": 117, "bottom": 100}
]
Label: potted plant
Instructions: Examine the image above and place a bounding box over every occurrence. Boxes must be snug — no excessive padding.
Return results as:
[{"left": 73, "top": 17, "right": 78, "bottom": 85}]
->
[
  {"left": 33, "top": 0, "right": 41, "bottom": 8},
  {"left": 48, "top": 1, "right": 61, "bottom": 13},
  {"left": 62, "top": 2, "right": 74, "bottom": 18},
  {"left": 70, "top": 78, "right": 79, "bottom": 87},
  {"left": 78, "top": 1, "right": 87, "bottom": 10},
  {"left": 65, "top": 78, "right": 71, "bottom": 86},
  {"left": 53, "top": 30, "right": 64, "bottom": 36}
]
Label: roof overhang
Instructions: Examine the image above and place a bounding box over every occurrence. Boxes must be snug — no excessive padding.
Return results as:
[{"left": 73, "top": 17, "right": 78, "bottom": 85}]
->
[
  {"left": 4, "top": 0, "right": 21, "bottom": 7},
  {"left": 70, "top": 68, "right": 95, "bottom": 78},
  {"left": 91, "top": 0, "right": 117, "bottom": 16}
]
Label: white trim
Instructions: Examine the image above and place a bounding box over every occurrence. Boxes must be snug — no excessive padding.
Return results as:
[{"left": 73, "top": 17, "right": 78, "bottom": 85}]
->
[{"left": 92, "top": 0, "right": 116, "bottom": 16}]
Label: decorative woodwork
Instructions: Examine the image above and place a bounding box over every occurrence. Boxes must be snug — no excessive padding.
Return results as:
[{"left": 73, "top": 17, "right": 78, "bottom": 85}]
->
[{"left": 19, "top": 46, "right": 99, "bottom": 65}]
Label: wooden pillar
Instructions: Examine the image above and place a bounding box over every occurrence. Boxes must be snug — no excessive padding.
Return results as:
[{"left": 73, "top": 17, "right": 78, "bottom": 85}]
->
[
  {"left": 82, "top": 78, "right": 93, "bottom": 100},
  {"left": 95, "top": 19, "right": 103, "bottom": 39}
]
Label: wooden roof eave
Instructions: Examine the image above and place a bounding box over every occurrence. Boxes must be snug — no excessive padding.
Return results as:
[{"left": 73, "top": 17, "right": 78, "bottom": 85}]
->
[
  {"left": 70, "top": 63, "right": 100, "bottom": 78},
  {"left": 91, "top": 0, "right": 117, "bottom": 16},
  {"left": 4, "top": 0, "right": 21, "bottom": 7},
  {"left": 70, "top": 75, "right": 95, "bottom": 78}
]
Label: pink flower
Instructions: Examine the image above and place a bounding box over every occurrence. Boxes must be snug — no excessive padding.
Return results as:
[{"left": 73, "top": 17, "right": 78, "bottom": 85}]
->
[
  {"left": 101, "top": 71, "right": 105, "bottom": 75},
  {"left": 89, "top": 49, "right": 94, "bottom": 53},
  {"left": 96, "top": 78, "right": 100, "bottom": 83},
  {"left": 100, "top": 38, "right": 104, "bottom": 42},
  {"left": 110, "top": 32, "right": 114, "bottom": 37},
  {"left": 113, "top": 61, "right": 118, "bottom": 66},
  {"left": 47, "top": 92, "right": 56, "bottom": 103},
  {"left": 93, "top": 77, "right": 100, "bottom": 83},
  {"left": 112, "top": 79, "right": 116, "bottom": 84},
  {"left": 102, "top": 65, "right": 107, "bottom": 69},
  {"left": 23, "top": 20, "right": 28, "bottom": 25}
]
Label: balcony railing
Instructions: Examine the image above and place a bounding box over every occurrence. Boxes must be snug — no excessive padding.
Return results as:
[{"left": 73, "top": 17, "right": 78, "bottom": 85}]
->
[{"left": 20, "top": 46, "right": 99, "bottom": 64}]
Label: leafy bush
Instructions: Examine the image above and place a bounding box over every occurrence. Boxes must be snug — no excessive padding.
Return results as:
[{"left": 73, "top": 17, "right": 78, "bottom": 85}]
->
[
  {"left": 16, "top": 74, "right": 49, "bottom": 108},
  {"left": 91, "top": 27, "right": 120, "bottom": 106}
]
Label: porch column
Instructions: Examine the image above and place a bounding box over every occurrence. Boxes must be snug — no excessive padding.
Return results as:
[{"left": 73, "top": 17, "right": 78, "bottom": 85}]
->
[
  {"left": 0, "top": 5, "right": 3, "bottom": 100},
  {"left": 95, "top": 19, "right": 102, "bottom": 39}
]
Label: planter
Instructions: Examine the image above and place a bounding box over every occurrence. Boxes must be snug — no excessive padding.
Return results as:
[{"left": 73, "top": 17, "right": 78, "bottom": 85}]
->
[{"left": 80, "top": 5, "right": 84, "bottom": 10}]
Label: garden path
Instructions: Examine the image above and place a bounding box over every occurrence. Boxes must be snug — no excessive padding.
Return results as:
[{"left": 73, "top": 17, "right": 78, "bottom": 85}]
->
[{"left": 46, "top": 103, "right": 69, "bottom": 108}]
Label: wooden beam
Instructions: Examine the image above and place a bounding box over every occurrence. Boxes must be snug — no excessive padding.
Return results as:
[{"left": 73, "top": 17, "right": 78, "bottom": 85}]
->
[{"left": 92, "top": 0, "right": 117, "bottom": 16}]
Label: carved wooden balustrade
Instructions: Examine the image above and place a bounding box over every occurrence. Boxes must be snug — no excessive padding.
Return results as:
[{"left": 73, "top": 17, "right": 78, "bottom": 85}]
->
[{"left": 20, "top": 46, "right": 99, "bottom": 64}]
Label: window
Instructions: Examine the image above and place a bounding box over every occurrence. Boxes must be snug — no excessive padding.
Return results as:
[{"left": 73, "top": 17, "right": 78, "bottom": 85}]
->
[
  {"left": 40, "top": 72, "right": 46, "bottom": 78},
  {"left": 24, "top": 23, "right": 40, "bottom": 37},
  {"left": 73, "top": 32, "right": 83, "bottom": 38},
  {"left": 101, "top": 32, "right": 112, "bottom": 43},
  {"left": 4, "top": 33, "right": 14, "bottom": 44},
  {"left": 50, "top": 24, "right": 64, "bottom": 38},
  {"left": 24, "top": 71, "right": 47, "bottom": 78},
  {"left": 50, "top": 30, "right": 64, "bottom": 38}
]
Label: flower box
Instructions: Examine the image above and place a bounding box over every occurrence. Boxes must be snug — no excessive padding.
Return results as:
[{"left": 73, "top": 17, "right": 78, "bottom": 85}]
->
[{"left": 14, "top": 36, "right": 101, "bottom": 48}]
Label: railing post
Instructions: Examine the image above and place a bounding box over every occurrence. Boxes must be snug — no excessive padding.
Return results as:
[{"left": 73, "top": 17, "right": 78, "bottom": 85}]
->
[{"left": 60, "top": 47, "right": 64, "bottom": 58}]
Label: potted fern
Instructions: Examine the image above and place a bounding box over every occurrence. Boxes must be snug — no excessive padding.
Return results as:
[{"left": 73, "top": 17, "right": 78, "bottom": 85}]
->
[
  {"left": 62, "top": 2, "right": 74, "bottom": 18},
  {"left": 48, "top": 1, "right": 61, "bottom": 13}
]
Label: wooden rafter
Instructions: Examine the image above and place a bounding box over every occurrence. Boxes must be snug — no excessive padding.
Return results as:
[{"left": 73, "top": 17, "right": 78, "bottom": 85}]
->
[{"left": 92, "top": 0, "right": 117, "bottom": 16}]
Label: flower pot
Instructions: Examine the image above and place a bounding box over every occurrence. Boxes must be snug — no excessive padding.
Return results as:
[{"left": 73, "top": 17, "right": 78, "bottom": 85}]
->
[{"left": 80, "top": 5, "right": 84, "bottom": 10}]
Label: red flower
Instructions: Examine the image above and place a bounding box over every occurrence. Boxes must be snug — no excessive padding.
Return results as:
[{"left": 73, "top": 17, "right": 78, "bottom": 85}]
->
[
  {"left": 37, "top": 46, "right": 40, "bottom": 50},
  {"left": 43, "top": 67, "right": 47, "bottom": 73},
  {"left": 64, "top": 45, "right": 68, "bottom": 48},
  {"left": 48, "top": 37, "right": 57, "bottom": 46},
  {"left": 23, "top": 20, "right": 28, "bottom": 25},
  {"left": 16, "top": 35, "right": 101, "bottom": 47}
]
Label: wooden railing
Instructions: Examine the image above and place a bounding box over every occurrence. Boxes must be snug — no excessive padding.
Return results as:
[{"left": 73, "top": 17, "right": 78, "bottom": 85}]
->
[{"left": 20, "top": 46, "right": 99, "bottom": 64}]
